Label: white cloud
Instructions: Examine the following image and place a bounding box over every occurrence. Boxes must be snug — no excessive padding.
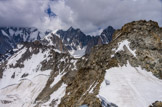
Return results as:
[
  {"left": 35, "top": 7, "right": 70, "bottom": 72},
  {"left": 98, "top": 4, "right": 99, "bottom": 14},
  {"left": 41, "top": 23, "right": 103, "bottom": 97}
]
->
[
  {"left": 0, "top": 0, "right": 47, "bottom": 26},
  {"left": 0, "top": 0, "right": 161, "bottom": 34},
  {"left": 54, "top": 0, "right": 162, "bottom": 33}
]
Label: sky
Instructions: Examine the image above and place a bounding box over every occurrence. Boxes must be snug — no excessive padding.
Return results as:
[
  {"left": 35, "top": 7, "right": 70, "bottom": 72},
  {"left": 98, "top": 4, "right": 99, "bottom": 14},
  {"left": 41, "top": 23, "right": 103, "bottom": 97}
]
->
[{"left": 0, "top": 0, "right": 161, "bottom": 35}]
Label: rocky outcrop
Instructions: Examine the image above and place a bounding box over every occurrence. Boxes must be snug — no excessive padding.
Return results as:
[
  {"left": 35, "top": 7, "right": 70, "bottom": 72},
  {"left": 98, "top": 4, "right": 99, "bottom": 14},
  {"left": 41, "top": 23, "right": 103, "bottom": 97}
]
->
[
  {"left": 88, "top": 20, "right": 162, "bottom": 78},
  {"left": 42, "top": 33, "right": 68, "bottom": 53},
  {"left": 149, "top": 101, "right": 162, "bottom": 107}
]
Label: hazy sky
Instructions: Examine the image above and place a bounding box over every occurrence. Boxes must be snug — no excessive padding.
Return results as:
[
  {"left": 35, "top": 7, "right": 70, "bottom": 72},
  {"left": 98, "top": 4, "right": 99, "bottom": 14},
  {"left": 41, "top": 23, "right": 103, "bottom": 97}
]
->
[{"left": 0, "top": 0, "right": 161, "bottom": 34}]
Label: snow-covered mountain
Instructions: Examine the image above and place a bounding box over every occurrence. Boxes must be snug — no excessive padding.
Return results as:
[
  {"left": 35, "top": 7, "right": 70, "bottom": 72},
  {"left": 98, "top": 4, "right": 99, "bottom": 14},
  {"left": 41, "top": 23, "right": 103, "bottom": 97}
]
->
[
  {"left": 0, "top": 20, "right": 162, "bottom": 107},
  {"left": 0, "top": 26, "right": 115, "bottom": 59},
  {"left": 0, "top": 27, "right": 45, "bottom": 54},
  {"left": 42, "top": 26, "right": 115, "bottom": 58}
]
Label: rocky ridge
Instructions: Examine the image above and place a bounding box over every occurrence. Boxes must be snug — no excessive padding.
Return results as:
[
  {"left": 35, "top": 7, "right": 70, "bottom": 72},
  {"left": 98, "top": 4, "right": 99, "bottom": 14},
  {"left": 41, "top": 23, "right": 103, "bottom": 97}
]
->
[{"left": 58, "top": 20, "right": 162, "bottom": 106}]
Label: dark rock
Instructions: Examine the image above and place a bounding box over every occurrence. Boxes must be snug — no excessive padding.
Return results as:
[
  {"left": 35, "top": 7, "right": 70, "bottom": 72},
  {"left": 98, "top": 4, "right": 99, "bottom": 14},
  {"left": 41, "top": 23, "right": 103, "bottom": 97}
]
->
[{"left": 149, "top": 101, "right": 162, "bottom": 107}]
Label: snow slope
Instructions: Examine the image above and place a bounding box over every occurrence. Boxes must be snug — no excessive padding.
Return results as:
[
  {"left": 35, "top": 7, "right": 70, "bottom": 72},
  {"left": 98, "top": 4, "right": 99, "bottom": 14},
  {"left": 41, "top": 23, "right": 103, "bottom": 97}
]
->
[
  {"left": 0, "top": 48, "right": 52, "bottom": 107},
  {"left": 99, "top": 62, "right": 162, "bottom": 107}
]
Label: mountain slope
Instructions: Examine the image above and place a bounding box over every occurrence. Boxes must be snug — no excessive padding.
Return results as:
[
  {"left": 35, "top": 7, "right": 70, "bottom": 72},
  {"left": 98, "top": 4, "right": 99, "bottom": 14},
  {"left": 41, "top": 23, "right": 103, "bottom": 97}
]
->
[{"left": 0, "top": 41, "right": 78, "bottom": 106}]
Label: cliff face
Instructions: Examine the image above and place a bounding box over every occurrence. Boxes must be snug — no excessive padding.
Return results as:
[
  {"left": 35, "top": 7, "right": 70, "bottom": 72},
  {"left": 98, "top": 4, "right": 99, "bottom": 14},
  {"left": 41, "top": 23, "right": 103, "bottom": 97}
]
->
[{"left": 0, "top": 20, "right": 162, "bottom": 107}]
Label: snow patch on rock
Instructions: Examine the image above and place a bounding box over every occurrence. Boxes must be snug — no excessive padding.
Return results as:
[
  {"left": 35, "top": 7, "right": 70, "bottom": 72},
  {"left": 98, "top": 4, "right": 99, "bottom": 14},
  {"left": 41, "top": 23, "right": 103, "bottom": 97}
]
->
[
  {"left": 50, "top": 72, "right": 66, "bottom": 88},
  {"left": 43, "top": 83, "right": 67, "bottom": 107},
  {"left": 2, "top": 30, "right": 9, "bottom": 38},
  {"left": 115, "top": 40, "right": 136, "bottom": 57}
]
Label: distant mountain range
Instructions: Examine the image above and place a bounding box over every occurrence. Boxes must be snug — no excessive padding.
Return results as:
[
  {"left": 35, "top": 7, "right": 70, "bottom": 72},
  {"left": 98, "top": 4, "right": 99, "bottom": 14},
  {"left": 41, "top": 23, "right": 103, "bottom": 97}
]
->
[{"left": 0, "top": 26, "right": 115, "bottom": 58}]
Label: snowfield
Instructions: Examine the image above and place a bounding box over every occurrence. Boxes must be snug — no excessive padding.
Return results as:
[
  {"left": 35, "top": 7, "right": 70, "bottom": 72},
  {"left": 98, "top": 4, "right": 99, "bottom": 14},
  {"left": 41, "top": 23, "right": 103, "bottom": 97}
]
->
[
  {"left": 99, "top": 62, "right": 162, "bottom": 107},
  {"left": 0, "top": 75, "right": 49, "bottom": 107},
  {"left": 0, "top": 48, "right": 52, "bottom": 107}
]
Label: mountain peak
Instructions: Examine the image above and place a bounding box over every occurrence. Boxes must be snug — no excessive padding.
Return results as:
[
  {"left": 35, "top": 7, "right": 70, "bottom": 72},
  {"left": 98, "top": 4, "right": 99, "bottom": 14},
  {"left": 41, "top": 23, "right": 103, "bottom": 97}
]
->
[
  {"left": 68, "top": 26, "right": 75, "bottom": 31},
  {"left": 106, "top": 26, "right": 114, "bottom": 30},
  {"left": 102, "top": 26, "right": 115, "bottom": 33}
]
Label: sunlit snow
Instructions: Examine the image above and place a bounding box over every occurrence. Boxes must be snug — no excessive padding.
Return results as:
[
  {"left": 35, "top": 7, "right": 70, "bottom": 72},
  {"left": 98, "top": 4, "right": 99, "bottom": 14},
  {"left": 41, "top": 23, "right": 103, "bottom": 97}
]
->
[{"left": 99, "top": 62, "right": 162, "bottom": 107}]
